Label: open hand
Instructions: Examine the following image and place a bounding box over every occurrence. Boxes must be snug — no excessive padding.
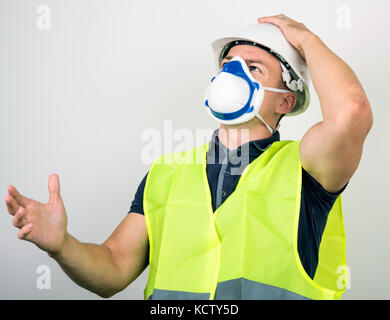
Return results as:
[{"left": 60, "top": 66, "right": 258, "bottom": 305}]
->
[
  {"left": 258, "top": 14, "right": 314, "bottom": 59},
  {"left": 5, "top": 173, "right": 68, "bottom": 255}
]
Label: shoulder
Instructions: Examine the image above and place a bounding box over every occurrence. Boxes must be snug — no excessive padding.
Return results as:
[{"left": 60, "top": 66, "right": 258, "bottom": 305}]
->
[
  {"left": 128, "top": 172, "right": 149, "bottom": 215},
  {"left": 301, "top": 166, "right": 348, "bottom": 205}
]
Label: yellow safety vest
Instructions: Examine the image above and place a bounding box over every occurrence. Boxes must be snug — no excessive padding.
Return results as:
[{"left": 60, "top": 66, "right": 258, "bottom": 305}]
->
[{"left": 143, "top": 140, "right": 347, "bottom": 300}]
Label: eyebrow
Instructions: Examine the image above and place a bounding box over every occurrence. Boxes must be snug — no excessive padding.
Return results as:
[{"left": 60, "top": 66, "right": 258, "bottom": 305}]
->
[{"left": 223, "top": 55, "right": 267, "bottom": 67}]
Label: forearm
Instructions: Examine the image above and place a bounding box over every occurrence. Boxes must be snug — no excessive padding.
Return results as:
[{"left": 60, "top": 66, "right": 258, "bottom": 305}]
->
[
  {"left": 300, "top": 32, "right": 371, "bottom": 121},
  {"left": 48, "top": 233, "right": 126, "bottom": 298}
]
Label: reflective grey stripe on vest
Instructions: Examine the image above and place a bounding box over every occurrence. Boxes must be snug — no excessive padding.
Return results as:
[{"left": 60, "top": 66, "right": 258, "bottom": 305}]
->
[
  {"left": 147, "top": 289, "right": 210, "bottom": 300},
  {"left": 214, "top": 278, "right": 310, "bottom": 300}
]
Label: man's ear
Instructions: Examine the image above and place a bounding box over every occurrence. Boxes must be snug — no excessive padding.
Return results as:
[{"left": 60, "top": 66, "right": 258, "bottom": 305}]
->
[{"left": 277, "top": 93, "right": 297, "bottom": 114}]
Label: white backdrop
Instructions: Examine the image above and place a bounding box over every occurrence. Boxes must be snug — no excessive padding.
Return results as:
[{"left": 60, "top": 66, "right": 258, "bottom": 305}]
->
[{"left": 0, "top": 0, "right": 388, "bottom": 299}]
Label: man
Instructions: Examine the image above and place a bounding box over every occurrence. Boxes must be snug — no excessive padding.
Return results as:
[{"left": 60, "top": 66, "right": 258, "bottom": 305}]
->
[{"left": 5, "top": 15, "right": 372, "bottom": 300}]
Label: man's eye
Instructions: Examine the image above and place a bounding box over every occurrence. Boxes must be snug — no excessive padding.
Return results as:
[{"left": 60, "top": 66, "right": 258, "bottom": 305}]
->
[{"left": 249, "top": 66, "right": 261, "bottom": 73}]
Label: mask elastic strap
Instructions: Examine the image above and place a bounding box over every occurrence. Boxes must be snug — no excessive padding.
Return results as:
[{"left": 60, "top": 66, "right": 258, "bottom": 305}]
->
[
  {"left": 255, "top": 86, "right": 293, "bottom": 134},
  {"left": 255, "top": 113, "right": 280, "bottom": 135},
  {"left": 263, "top": 87, "right": 296, "bottom": 94}
]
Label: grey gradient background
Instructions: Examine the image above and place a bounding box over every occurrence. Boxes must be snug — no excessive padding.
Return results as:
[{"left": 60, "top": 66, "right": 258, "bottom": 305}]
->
[{"left": 0, "top": 0, "right": 388, "bottom": 299}]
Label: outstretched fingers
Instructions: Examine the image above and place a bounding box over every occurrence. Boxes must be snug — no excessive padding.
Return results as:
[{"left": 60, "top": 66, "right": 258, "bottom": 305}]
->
[
  {"left": 7, "top": 185, "right": 31, "bottom": 208},
  {"left": 257, "top": 14, "right": 294, "bottom": 26},
  {"left": 5, "top": 185, "right": 36, "bottom": 242},
  {"left": 11, "top": 206, "right": 34, "bottom": 240},
  {"left": 5, "top": 194, "right": 20, "bottom": 216},
  {"left": 12, "top": 207, "right": 27, "bottom": 228},
  {"left": 17, "top": 223, "right": 33, "bottom": 240},
  {"left": 48, "top": 174, "right": 62, "bottom": 205}
]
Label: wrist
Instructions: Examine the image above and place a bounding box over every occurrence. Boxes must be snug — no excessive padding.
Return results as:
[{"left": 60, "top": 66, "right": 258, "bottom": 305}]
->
[
  {"left": 297, "top": 31, "right": 321, "bottom": 60},
  {"left": 48, "top": 232, "right": 70, "bottom": 260}
]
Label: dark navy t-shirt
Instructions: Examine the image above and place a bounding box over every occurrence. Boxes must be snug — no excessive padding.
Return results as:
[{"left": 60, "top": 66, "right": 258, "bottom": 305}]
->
[{"left": 128, "top": 129, "right": 349, "bottom": 279}]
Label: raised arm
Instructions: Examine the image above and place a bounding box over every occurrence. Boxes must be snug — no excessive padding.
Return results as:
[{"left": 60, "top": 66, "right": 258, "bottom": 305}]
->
[{"left": 258, "top": 15, "right": 373, "bottom": 193}]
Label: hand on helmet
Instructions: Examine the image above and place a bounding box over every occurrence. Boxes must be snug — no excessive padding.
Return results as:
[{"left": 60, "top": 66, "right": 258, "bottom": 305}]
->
[{"left": 257, "top": 14, "right": 314, "bottom": 60}]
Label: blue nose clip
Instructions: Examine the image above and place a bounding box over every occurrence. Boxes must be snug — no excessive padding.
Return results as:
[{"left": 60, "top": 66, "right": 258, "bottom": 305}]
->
[{"left": 205, "top": 58, "right": 259, "bottom": 121}]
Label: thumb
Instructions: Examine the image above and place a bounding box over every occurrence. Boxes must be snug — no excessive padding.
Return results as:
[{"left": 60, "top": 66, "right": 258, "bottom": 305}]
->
[{"left": 48, "top": 173, "right": 62, "bottom": 204}]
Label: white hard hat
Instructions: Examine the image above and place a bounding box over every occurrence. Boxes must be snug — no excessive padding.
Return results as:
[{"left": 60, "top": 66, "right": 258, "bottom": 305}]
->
[{"left": 211, "top": 23, "right": 311, "bottom": 117}]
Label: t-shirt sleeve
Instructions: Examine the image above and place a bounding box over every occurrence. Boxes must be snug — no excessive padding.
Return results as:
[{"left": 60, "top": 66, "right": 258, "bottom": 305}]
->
[
  {"left": 298, "top": 166, "right": 349, "bottom": 279},
  {"left": 303, "top": 167, "right": 349, "bottom": 199},
  {"left": 128, "top": 171, "right": 149, "bottom": 215}
]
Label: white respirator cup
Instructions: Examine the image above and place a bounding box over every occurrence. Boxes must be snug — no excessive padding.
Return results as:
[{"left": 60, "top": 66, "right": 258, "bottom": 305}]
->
[{"left": 204, "top": 56, "right": 295, "bottom": 135}]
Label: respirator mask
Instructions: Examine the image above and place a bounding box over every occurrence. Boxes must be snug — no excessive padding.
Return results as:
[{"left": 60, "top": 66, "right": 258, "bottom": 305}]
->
[{"left": 204, "top": 56, "right": 296, "bottom": 135}]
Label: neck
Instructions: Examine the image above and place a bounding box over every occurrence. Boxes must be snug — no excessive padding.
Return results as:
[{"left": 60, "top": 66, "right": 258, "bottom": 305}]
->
[{"left": 218, "top": 119, "right": 273, "bottom": 150}]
